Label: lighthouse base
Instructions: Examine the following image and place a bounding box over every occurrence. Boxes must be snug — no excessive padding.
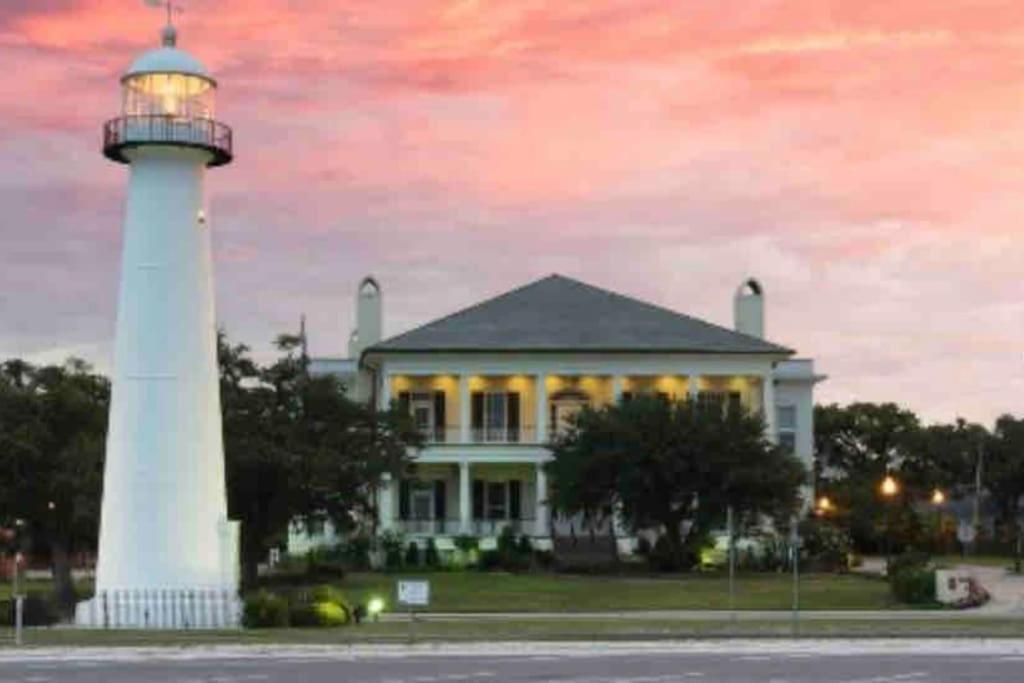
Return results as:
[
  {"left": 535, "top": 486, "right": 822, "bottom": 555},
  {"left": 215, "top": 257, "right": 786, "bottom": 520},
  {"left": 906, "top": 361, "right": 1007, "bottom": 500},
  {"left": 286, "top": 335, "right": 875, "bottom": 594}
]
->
[
  {"left": 74, "top": 589, "right": 242, "bottom": 629},
  {"left": 77, "top": 519, "right": 243, "bottom": 629}
]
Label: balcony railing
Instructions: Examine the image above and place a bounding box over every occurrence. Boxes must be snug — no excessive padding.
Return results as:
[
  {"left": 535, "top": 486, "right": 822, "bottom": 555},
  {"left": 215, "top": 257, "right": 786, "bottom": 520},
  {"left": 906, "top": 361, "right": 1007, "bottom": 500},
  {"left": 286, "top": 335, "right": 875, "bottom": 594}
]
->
[
  {"left": 394, "top": 518, "right": 462, "bottom": 535},
  {"left": 102, "top": 115, "right": 233, "bottom": 167},
  {"left": 470, "top": 518, "right": 539, "bottom": 537},
  {"left": 394, "top": 518, "right": 541, "bottom": 537},
  {"left": 417, "top": 425, "right": 539, "bottom": 445},
  {"left": 471, "top": 426, "right": 537, "bottom": 444}
]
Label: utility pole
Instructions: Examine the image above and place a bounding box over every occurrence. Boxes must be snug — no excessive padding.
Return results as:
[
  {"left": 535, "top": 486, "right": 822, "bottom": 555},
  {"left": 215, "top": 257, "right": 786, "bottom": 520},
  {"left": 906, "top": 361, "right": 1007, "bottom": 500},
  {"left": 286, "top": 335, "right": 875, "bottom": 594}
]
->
[{"left": 972, "top": 440, "right": 985, "bottom": 556}]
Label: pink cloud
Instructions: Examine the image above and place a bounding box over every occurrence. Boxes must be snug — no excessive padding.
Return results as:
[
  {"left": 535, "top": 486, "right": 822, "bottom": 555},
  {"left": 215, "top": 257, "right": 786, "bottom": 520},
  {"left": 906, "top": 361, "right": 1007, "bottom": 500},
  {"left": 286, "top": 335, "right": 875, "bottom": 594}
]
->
[{"left": 2, "top": 1, "right": 1024, "bottom": 423}]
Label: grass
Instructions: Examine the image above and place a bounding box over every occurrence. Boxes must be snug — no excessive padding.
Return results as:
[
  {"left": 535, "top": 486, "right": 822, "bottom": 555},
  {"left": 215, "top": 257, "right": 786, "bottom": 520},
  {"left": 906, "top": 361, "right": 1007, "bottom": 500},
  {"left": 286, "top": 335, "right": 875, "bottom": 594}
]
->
[
  {"left": 330, "top": 571, "right": 895, "bottom": 612},
  {"left": 4, "top": 617, "right": 1024, "bottom": 647}
]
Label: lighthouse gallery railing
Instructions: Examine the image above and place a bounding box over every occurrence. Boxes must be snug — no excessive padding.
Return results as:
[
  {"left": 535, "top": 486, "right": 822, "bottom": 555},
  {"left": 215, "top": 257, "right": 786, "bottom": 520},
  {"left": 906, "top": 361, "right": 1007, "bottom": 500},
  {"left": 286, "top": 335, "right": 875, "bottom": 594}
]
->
[{"left": 103, "top": 115, "right": 233, "bottom": 166}]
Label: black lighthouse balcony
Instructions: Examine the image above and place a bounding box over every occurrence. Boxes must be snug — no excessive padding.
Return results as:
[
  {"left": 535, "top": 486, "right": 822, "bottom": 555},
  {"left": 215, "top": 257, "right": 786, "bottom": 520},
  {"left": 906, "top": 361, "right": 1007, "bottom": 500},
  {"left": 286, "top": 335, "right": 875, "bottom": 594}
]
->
[{"left": 103, "top": 115, "right": 233, "bottom": 167}]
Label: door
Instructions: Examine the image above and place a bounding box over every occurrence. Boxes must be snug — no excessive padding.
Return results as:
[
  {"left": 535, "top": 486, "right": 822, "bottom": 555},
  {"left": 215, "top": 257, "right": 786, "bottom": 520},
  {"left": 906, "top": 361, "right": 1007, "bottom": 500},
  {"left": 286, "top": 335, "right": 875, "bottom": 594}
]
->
[{"left": 411, "top": 393, "right": 434, "bottom": 440}]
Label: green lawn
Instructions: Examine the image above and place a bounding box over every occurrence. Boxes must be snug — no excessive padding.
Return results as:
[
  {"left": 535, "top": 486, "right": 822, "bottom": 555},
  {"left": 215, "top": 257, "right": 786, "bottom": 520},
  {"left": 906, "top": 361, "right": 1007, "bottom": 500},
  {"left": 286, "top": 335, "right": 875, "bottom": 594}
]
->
[{"left": 332, "top": 571, "right": 895, "bottom": 612}]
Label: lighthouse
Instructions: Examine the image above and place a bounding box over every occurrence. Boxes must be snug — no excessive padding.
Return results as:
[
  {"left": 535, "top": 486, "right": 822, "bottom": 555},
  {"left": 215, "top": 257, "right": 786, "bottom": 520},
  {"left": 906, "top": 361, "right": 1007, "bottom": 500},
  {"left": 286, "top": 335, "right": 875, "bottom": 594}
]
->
[{"left": 76, "top": 19, "right": 240, "bottom": 628}]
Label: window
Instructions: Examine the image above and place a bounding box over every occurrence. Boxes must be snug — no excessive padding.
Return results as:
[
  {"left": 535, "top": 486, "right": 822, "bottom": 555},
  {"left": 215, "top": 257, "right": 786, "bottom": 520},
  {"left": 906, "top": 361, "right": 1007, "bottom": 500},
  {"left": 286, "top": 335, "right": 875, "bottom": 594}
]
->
[
  {"left": 777, "top": 405, "right": 797, "bottom": 454},
  {"left": 471, "top": 391, "right": 521, "bottom": 442},
  {"left": 485, "top": 394, "right": 507, "bottom": 441},
  {"left": 698, "top": 391, "right": 742, "bottom": 414}
]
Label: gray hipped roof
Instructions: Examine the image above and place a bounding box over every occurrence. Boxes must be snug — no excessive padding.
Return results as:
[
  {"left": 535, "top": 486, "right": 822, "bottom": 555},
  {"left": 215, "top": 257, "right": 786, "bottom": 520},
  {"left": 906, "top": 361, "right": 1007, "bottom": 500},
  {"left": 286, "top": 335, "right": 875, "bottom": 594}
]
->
[{"left": 367, "top": 274, "right": 793, "bottom": 355}]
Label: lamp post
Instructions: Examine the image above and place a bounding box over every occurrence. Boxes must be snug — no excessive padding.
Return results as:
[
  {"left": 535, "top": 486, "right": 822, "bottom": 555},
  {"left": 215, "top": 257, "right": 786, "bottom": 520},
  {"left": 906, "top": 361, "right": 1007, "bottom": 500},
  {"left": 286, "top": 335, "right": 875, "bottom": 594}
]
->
[
  {"left": 880, "top": 475, "right": 899, "bottom": 573},
  {"left": 931, "top": 489, "right": 946, "bottom": 556},
  {"left": 11, "top": 518, "right": 25, "bottom": 646}
]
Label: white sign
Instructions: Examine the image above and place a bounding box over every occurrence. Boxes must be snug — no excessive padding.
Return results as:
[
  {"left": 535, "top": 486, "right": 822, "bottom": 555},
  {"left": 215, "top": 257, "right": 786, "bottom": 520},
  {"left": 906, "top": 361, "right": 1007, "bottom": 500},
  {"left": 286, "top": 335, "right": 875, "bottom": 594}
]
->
[
  {"left": 397, "top": 580, "right": 430, "bottom": 607},
  {"left": 957, "top": 521, "right": 976, "bottom": 545}
]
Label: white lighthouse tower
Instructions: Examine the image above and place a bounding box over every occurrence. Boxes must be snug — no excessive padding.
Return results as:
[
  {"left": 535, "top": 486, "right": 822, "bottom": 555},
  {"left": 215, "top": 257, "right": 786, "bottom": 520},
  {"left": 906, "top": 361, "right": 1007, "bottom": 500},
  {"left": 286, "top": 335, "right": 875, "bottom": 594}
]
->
[{"left": 76, "top": 17, "right": 240, "bottom": 628}]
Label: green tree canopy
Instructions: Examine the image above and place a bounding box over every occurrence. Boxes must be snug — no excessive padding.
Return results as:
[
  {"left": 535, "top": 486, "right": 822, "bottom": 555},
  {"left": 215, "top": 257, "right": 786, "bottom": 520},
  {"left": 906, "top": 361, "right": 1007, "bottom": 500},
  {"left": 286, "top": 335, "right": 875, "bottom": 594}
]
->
[
  {"left": 547, "top": 396, "right": 805, "bottom": 569},
  {"left": 220, "top": 331, "right": 420, "bottom": 585},
  {"left": 0, "top": 359, "right": 109, "bottom": 612}
]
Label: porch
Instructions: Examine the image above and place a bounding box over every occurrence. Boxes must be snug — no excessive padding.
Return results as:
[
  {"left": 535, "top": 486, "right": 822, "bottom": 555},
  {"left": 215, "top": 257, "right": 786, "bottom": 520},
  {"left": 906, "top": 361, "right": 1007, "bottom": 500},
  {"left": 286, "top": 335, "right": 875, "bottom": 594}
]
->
[
  {"left": 378, "top": 462, "right": 551, "bottom": 542},
  {"left": 386, "top": 372, "right": 773, "bottom": 446}
]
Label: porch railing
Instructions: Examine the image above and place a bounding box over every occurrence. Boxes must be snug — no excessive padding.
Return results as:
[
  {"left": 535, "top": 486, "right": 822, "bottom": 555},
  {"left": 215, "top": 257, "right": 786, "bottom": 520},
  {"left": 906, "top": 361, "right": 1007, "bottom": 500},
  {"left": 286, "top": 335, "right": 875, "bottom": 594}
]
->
[
  {"left": 393, "top": 518, "right": 542, "bottom": 537},
  {"left": 417, "top": 426, "right": 540, "bottom": 445},
  {"left": 470, "top": 426, "right": 537, "bottom": 444}
]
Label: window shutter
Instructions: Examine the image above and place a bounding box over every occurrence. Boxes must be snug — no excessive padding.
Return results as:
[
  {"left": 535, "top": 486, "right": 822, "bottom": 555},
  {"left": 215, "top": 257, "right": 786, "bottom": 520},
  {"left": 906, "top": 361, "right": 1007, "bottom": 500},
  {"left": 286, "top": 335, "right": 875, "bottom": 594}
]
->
[
  {"left": 397, "top": 391, "right": 411, "bottom": 414},
  {"left": 398, "top": 480, "right": 410, "bottom": 520},
  {"left": 434, "top": 391, "right": 446, "bottom": 440},
  {"left": 507, "top": 392, "right": 520, "bottom": 442},
  {"left": 472, "top": 479, "right": 484, "bottom": 520},
  {"left": 434, "top": 480, "right": 446, "bottom": 520},
  {"left": 509, "top": 480, "right": 521, "bottom": 520},
  {"left": 471, "top": 392, "right": 484, "bottom": 430}
]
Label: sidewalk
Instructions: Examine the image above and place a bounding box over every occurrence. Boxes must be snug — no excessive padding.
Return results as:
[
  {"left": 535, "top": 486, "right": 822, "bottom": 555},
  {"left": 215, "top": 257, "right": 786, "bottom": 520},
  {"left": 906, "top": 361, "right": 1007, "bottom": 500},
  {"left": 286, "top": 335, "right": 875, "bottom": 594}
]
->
[{"left": 381, "top": 608, "right": 1020, "bottom": 622}]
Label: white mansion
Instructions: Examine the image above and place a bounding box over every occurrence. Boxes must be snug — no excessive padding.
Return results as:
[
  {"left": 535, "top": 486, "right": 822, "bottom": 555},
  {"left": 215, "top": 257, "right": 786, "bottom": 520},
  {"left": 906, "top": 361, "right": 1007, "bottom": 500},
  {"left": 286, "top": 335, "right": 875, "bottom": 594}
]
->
[{"left": 291, "top": 274, "right": 823, "bottom": 556}]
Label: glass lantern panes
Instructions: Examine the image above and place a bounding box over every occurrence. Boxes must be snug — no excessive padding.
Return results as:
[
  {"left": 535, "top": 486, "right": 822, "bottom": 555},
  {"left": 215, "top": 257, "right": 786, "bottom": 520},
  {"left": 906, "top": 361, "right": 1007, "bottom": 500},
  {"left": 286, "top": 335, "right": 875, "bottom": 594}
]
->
[{"left": 122, "top": 73, "right": 215, "bottom": 119}]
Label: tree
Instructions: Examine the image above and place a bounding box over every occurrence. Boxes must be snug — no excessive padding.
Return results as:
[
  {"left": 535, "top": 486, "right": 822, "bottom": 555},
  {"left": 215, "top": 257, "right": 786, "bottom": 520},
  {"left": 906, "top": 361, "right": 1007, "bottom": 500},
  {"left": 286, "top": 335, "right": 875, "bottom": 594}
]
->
[
  {"left": 0, "top": 359, "right": 108, "bottom": 613},
  {"left": 987, "top": 415, "right": 1024, "bottom": 569},
  {"left": 814, "top": 403, "right": 924, "bottom": 552},
  {"left": 548, "top": 396, "right": 805, "bottom": 569},
  {"left": 220, "top": 331, "right": 420, "bottom": 585}
]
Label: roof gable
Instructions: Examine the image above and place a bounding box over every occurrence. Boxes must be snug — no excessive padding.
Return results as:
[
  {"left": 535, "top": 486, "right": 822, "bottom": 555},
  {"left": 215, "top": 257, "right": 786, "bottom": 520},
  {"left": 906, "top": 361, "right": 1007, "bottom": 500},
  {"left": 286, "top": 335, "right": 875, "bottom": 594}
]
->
[{"left": 368, "top": 275, "right": 793, "bottom": 355}]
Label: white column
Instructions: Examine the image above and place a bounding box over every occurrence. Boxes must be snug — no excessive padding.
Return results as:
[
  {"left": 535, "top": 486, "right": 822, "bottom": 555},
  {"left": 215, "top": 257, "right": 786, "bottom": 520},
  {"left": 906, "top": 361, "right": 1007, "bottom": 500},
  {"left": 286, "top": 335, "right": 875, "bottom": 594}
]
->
[
  {"left": 612, "top": 375, "right": 624, "bottom": 404},
  {"left": 459, "top": 374, "right": 471, "bottom": 443},
  {"left": 535, "top": 464, "right": 549, "bottom": 537},
  {"left": 378, "top": 473, "right": 394, "bottom": 531},
  {"left": 379, "top": 370, "right": 391, "bottom": 410},
  {"left": 763, "top": 372, "right": 777, "bottom": 442},
  {"left": 535, "top": 373, "right": 548, "bottom": 443},
  {"left": 688, "top": 374, "right": 700, "bottom": 403},
  {"left": 459, "top": 461, "right": 471, "bottom": 534}
]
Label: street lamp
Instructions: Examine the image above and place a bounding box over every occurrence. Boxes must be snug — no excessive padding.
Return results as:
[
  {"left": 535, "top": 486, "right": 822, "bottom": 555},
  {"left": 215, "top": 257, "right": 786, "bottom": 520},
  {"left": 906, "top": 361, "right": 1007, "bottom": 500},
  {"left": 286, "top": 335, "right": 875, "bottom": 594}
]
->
[
  {"left": 880, "top": 475, "right": 899, "bottom": 572},
  {"left": 816, "top": 496, "right": 833, "bottom": 517},
  {"left": 931, "top": 489, "right": 946, "bottom": 555}
]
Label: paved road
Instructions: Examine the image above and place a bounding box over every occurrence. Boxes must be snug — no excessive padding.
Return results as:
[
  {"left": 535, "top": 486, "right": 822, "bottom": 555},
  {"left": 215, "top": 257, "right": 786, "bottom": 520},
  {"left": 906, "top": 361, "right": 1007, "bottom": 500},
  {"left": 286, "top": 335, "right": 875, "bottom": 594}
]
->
[{"left": 4, "top": 642, "right": 1024, "bottom": 682}]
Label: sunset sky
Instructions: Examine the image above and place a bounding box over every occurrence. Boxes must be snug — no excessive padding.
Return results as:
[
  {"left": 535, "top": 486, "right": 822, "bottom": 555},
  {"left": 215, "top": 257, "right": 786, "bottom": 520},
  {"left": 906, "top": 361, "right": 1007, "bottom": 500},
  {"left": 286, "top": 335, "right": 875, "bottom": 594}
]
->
[{"left": 2, "top": 1, "right": 1023, "bottom": 424}]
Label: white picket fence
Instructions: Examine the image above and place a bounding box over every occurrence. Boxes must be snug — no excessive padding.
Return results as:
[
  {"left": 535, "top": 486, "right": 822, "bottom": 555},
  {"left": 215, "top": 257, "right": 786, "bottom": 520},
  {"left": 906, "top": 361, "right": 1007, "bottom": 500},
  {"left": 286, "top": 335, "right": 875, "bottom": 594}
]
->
[{"left": 75, "top": 588, "right": 241, "bottom": 629}]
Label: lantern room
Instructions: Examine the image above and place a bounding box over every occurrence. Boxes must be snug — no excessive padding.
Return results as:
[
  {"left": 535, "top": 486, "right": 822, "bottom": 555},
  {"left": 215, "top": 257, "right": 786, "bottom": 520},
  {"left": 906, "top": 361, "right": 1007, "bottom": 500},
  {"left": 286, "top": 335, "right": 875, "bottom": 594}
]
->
[{"left": 102, "top": 25, "right": 232, "bottom": 167}]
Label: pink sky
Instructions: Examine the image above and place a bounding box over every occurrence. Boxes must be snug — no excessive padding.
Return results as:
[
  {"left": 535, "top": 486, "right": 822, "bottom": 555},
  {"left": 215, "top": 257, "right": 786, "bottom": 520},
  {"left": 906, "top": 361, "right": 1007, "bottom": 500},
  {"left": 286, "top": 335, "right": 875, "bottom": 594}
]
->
[{"left": 2, "top": 1, "right": 1023, "bottom": 424}]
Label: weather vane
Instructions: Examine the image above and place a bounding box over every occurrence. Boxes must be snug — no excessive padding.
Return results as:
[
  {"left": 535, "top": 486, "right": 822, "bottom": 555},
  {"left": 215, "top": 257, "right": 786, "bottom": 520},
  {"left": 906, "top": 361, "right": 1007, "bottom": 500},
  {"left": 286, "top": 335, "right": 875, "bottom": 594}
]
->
[{"left": 144, "top": 0, "right": 184, "bottom": 28}]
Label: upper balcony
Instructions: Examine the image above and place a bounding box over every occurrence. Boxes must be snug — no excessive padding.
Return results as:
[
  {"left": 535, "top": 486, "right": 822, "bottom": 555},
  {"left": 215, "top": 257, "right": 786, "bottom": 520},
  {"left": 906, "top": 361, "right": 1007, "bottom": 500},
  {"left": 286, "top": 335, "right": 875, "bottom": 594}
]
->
[
  {"left": 388, "top": 372, "right": 769, "bottom": 447},
  {"left": 103, "top": 115, "right": 233, "bottom": 167}
]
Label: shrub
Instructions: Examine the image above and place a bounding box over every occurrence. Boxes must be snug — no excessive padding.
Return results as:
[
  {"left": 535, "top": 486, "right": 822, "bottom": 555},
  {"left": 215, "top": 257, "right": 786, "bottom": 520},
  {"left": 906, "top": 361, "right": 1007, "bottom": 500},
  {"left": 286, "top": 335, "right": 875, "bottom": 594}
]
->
[
  {"left": 648, "top": 534, "right": 698, "bottom": 572},
  {"left": 242, "top": 590, "right": 289, "bottom": 628},
  {"left": 379, "top": 529, "right": 405, "bottom": 570},
  {"left": 424, "top": 538, "right": 440, "bottom": 567},
  {"left": 799, "top": 518, "right": 853, "bottom": 572},
  {"left": 304, "top": 547, "right": 346, "bottom": 581},
  {"left": 313, "top": 601, "right": 348, "bottom": 626},
  {"left": 497, "top": 526, "right": 518, "bottom": 556},
  {"left": 404, "top": 541, "right": 421, "bottom": 567},
  {"left": 0, "top": 595, "right": 60, "bottom": 627},
  {"left": 288, "top": 584, "right": 352, "bottom": 627},
  {"left": 887, "top": 550, "right": 930, "bottom": 577},
  {"left": 478, "top": 549, "right": 502, "bottom": 571},
  {"left": 453, "top": 534, "right": 478, "bottom": 554},
  {"left": 516, "top": 534, "right": 533, "bottom": 556},
  {"left": 343, "top": 535, "right": 372, "bottom": 570},
  {"left": 891, "top": 567, "right": 936, "bottom": 605}
]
